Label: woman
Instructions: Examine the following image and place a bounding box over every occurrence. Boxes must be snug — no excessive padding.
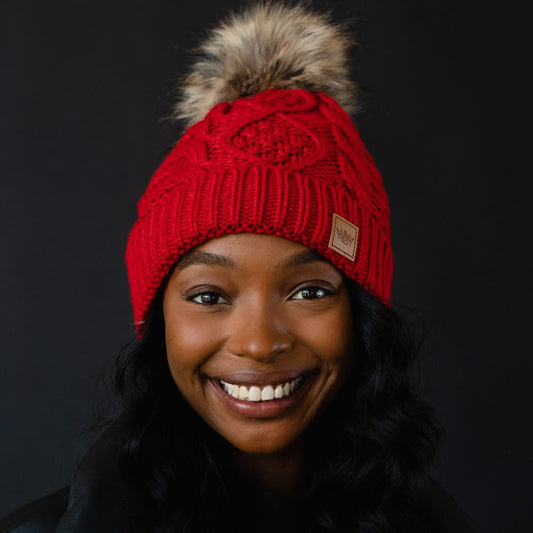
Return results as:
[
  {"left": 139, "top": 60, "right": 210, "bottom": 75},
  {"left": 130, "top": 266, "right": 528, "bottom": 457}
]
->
[{"left": 1, "top": 2, "right": 477, "bottom": 532}]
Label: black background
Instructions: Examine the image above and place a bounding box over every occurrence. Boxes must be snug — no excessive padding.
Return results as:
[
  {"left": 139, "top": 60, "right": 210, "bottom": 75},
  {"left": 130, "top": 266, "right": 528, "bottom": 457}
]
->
[{"left": 1, "top": 1, "right": 531, "bottom": 531}]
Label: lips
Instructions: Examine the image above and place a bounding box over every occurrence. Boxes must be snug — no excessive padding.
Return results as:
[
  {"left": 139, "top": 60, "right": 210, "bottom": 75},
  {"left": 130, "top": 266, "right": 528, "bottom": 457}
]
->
[
  {"left": 219, "top": 376, "right": 304, "bottom": 402},
  {"left": 208, "top": 371, "right": 314, "bottom": 418}
]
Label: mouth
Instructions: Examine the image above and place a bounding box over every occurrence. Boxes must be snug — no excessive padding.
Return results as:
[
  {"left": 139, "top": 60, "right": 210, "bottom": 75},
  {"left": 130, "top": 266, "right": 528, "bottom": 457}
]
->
[
  {"left": 219, "top": 376, "right": 304, "bottom": 402},
  {"left": 208, "top": 372, "right": 313, "bottom": 418}
]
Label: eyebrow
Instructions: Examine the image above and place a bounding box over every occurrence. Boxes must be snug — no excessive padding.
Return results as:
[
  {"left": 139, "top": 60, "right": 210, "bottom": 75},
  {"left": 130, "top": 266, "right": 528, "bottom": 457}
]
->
[
  {"left": 176, "top": 251, "right": 237, "bottom": 271},
  {"left": 275, "top": 249, "right": 329, "bottom": 270},
  {"left": 176, "top": 248, "right": 327, "bottom": 272}
]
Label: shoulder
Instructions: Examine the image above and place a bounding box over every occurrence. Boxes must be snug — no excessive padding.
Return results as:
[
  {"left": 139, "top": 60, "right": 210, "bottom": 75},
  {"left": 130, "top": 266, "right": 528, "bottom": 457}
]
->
[
  {"left": 0, "top": 486, "right": 70, "bottom": 533},
  {"left": 1, "top": 424, "right": 148, "bottom": 533},
  {"left": 54, "top": 424, "right": 149, "bottom": 532},
  {"left": 424, "top": 477, "right": 479, "bottom": 533}
]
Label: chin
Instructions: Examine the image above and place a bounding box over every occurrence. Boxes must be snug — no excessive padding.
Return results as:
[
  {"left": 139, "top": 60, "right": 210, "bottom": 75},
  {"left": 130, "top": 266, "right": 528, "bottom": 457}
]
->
[
  {"left": 231, "top": 437, "right": 296, "bottom": 456},
  {"left": 215, "top": 420, "right": 304, "bottom": 456}
]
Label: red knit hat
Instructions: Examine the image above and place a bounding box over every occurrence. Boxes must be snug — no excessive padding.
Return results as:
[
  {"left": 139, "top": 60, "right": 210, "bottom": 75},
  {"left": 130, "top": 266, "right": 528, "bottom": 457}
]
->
[
  {"left": 126, "top": 87, "right": 392, "bottom": 328},
  {"left": 125, "top": 4, "right": 393, "bottom": 330}
]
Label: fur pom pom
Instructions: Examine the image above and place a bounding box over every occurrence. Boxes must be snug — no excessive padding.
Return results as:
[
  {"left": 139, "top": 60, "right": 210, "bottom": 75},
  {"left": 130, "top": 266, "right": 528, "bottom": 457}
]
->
[{"left": 173, "top": 1, "right": 359, "bottom": 127}]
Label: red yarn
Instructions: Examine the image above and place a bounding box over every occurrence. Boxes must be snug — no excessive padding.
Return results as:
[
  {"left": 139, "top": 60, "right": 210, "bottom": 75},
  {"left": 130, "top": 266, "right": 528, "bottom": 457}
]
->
[{"left": 126, "top": 89, "right": 392, "bottom": 329}]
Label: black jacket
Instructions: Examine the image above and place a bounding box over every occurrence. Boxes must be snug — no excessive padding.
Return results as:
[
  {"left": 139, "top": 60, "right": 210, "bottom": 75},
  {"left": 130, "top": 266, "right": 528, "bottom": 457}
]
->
[{"left": 1, "top": 430, "right": 478, "bottom": 533}]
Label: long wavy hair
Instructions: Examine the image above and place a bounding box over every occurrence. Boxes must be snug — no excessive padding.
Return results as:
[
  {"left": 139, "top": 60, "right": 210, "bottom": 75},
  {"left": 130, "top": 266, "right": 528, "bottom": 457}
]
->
[{"left": 111, "top": 277, "right": 441, "bottom": 532}]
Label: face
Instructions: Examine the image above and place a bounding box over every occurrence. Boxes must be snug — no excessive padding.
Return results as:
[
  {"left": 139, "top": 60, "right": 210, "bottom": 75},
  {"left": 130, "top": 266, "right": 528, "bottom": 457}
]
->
[{"left": 163, "top": 233, "right": 354, "bottom": 456}]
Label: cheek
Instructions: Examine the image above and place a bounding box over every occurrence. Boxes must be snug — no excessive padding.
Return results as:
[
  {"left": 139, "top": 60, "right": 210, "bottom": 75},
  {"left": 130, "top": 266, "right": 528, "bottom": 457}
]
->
[
  {"left": 164, "top": 315, "right": 222, "bottom": 387},
  {"left": 296, "top": 305, "right": 354, "bottom": 369}
]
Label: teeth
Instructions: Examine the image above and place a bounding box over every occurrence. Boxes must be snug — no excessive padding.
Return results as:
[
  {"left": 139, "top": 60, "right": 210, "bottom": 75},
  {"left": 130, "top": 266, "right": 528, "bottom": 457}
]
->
[
  {"left": 261, "top": 385, "right": 274, "bottom": 401},
  {"left": 220, "top": 377, "right": 303, "bottom": 402},
  {"left": 249, "top": 386, "right": 261, "bottom": 402}
]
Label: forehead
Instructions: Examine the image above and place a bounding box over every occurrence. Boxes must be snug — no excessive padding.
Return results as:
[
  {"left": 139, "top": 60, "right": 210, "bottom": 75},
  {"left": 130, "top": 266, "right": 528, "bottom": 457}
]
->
[
  {"left": 192, "top": 233, "right": 311, "bottom": 257},
  {"left": 175, "top": 233, "right": 336, "bottom": 275}
]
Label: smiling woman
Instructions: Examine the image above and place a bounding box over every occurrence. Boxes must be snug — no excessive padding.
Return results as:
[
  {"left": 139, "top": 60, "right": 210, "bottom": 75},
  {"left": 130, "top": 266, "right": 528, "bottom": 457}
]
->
[
  {"left": 1, "top": 2, "right": 477, "bottom": 533},
  {"left": 163, "top": 235, "right": 354, "bottom": 480}
]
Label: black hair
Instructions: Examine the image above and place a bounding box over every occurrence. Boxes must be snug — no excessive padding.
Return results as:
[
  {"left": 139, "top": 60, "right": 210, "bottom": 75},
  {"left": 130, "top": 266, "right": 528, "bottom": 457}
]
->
[{"left": 111, "top": 279, "right": 441, "bottom": 532}]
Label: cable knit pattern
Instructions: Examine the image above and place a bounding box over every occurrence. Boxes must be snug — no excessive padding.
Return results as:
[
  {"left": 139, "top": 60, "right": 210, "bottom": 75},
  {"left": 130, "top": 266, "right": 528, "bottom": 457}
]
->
[{"left": 126, "top": 88, "right": 392, "bottom": 329}]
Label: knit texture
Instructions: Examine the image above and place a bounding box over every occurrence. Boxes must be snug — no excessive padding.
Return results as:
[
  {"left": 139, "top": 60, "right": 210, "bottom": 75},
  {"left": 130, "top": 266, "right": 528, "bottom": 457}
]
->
[{"left": 126, "top": 88, "right": 392, "bottom": 329}]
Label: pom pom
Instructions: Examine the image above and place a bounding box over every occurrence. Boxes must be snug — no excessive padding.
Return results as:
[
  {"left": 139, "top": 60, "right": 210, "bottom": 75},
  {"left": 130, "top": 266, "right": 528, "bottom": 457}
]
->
[{"left": 173, "top": 1, "right": 359, "bottom": 127}]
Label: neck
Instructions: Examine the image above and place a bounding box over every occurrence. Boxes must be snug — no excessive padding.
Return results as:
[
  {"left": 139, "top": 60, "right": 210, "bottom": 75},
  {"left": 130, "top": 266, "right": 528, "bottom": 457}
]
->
[{"left": 227, "top": 442, "right": 308, "bottom": 495}]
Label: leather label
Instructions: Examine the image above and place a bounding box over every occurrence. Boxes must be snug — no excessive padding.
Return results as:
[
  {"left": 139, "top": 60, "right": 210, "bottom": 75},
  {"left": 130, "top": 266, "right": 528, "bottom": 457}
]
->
[{"left": 328, "top": 213, "right": 358, "bottom": 261}]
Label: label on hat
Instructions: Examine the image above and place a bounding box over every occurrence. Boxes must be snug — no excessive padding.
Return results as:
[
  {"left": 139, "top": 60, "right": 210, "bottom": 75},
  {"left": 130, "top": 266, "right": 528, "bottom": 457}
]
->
[{"left": 328, "top": 213, "right": 358, "bottom": 261}]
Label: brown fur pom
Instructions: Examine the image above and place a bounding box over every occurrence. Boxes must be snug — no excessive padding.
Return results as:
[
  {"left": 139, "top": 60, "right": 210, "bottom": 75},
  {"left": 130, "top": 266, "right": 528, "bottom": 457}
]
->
[{"left": 173, "top": 1, "right": 359, "bottom": 127}]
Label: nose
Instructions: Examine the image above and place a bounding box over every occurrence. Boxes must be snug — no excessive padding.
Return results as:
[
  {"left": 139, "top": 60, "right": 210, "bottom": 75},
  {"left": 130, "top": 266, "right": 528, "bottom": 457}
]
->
[{"left": 226, "top": 302, "right": 293, "bottom": 362}]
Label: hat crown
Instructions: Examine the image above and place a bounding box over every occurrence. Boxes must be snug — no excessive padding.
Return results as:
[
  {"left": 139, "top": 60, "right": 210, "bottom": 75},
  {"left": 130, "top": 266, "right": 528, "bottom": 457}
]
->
[{"left": 127, "top": 89, "right": 393, "bottom": 329}]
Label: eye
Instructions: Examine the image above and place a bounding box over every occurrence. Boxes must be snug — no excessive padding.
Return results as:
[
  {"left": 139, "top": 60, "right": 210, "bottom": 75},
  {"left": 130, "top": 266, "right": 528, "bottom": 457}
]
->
[
  {"left": 189, "top": 291, "right": 229, "bottom": 306},
  {"left": 291, "top": 286, "right": 330, "bottom": 300}
]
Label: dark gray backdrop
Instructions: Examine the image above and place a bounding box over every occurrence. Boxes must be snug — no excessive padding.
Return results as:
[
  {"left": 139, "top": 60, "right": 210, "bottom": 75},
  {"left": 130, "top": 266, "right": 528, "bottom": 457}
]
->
[{"left": 1, "top": 1, "right": 531, "bottom": 531}]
